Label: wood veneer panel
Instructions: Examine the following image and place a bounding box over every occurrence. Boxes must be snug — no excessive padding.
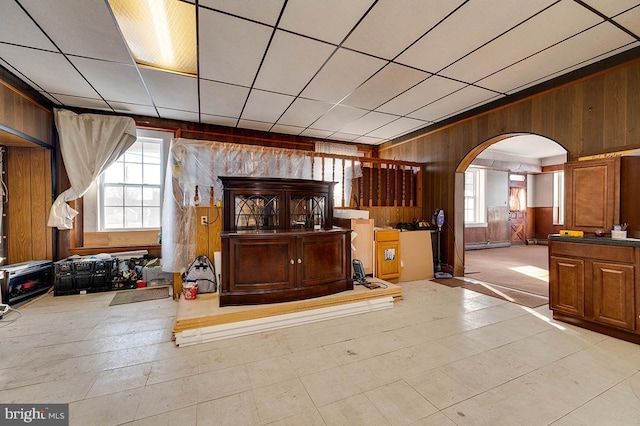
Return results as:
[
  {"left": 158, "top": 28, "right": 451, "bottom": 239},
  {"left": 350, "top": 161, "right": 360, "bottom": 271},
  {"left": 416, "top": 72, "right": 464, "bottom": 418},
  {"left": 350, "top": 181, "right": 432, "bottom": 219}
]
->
[
  {"left": 7, "top": 148, "right": 33, "bottom": 263},
  {"left": 603, "top": 68, "right": 627, "bottom": 149}
]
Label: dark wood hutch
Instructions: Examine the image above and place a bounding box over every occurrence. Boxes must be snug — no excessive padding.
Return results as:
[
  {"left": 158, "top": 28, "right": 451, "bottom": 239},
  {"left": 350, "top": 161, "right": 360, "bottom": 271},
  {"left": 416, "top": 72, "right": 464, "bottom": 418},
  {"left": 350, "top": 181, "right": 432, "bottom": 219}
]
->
[{"left": 219, "top": 177, "right": 352, "bottom": 306}]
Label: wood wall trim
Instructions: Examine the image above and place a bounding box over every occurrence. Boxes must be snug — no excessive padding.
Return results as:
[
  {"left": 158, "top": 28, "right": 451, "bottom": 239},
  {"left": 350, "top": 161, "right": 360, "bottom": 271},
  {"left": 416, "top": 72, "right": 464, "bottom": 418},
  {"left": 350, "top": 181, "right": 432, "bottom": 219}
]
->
[{"left": 0, "top": 78, "right": 52, "bottom": 114}]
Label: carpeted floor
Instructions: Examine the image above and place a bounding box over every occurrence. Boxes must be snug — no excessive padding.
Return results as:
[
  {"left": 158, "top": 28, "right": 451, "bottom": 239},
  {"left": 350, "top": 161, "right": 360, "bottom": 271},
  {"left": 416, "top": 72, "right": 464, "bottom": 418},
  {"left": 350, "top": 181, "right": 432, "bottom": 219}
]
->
[
  {"left": 429, "top": 244, "right": 549, "bottom": 308},
  {"left": 464, "top": 245, "right": 548, "bottom": 296},
  {"left": 109, "top": 286, "right": 170, "bottom": 306}
]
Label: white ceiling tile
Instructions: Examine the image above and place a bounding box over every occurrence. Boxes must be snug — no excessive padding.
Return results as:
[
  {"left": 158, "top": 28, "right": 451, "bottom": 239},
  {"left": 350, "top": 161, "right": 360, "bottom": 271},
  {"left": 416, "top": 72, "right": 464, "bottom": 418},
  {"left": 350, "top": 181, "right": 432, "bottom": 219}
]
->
[
  {"left": 141, "top": 68, "right": 198, "bottom": 112},
  {"left": 158, "top": 108, "right": 200, "bottom": 123},
  {"left": 581, "top": 0, "right": 640, "bottom": 16},
  {"left": 366, "top": 117, "right": 427, "bottom": 140},
  {"left": 343, "top": 0, "right": 466, "bottom": 59},
  {"left": 254, "top": 30, "right": 335, "bottom": 95},
  {"left": 299, "top": 128, "right": 334, "bottom": 139},
  {"left": 200, "top": 114, "right": 238, "bottom": 127},
  {"left": 53, "top": 94, "right": 111, "bottom": 111},
  {"left": 0, "top": 44, "right": 97, "bottom": 98},
  {"left": 614, "top": 6, "right": 640, "bottom": 35},
  {"left": 0, "top": 1, "right": 56, "bottom": 50},
  {"left": 301, "top": 48, "right": 386, "bottom": 104},
  {"left": 199, "top": 0, "right": 285, "bottom": 26},
  {"left": 199, "top": 10, "right": 272, "bottom": 86},
  {"left": 200, "top": 80, "right": 250, "bottom": 117},
  {"left": 20, "top": 0, "right": 132, "bottom": 63},
  {"left": 237, "top": 119, "right": 273, "bottom": 132},
  {"left": 312, "top": 105, "right": 368, "bottom": 132},
  {"left": 353, "top": 135, "right": 385, "bottom": 145},
  {"left": 478, "top": 23, "right": 637, "bottom": 94},
  {"left": 376, "top": 75, "right": 467, "bottom": 116},
  {"left": 408, "top": 86, "right": 501, "bottom": 122},
  {"left": 329, "top": 132, "right": 360, "bottom": 142},
  {"left": 440, "top": 0, "right": 603, "bottom": 84},
  {"left": 109, "top": 102, "right": 159, "bottom": 118},
  {"left": 396, "top": 0, "right": 557, "bottom": 72},
  {"left": 38, "top": 92, "right": 63, "bottom": 105},
  {"left": 69, "top": 57, "right": 152, "bottom": 105},
  {"left": 279, "top": 0, "right": 374, "bottom": 44},
  {"left": 270, "top": 124, "right": 305, "bottom": 135},
  {"left": 342, "top": 63, "right": 429, "bottom": 110},
  {"left": 340, "top": 111, "right": 398, "bottom": 135},
  {"left": 241, "top": 89, "right": 294, "bottom": 123},
  {"left": 277, "top": 98, "right": 334, "bottom": 128}
]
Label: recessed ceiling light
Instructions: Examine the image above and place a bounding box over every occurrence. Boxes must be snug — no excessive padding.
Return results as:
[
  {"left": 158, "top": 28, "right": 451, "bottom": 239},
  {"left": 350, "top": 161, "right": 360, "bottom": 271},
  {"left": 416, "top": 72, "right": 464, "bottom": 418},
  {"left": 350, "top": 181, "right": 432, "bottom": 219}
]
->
[{"left": 109, "top": 0, "right": 197, "bottom": 76}]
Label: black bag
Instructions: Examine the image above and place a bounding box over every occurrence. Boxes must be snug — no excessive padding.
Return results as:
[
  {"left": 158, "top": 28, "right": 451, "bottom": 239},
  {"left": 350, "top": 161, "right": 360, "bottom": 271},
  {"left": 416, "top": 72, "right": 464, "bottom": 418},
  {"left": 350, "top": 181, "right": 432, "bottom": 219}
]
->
[{"left": 182, "top": 255, "right": 217, "bottom": 293}]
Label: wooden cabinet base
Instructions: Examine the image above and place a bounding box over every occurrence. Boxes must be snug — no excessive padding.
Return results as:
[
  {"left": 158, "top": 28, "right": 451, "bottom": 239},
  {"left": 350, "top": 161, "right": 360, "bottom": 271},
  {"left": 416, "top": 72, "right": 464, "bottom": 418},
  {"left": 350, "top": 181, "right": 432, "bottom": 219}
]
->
[
  {"left": 552, "top": 312, "right": 640, "bottom": 345},
  {"left": 220, "top": 280, "right": 353, "bottom": 306}
]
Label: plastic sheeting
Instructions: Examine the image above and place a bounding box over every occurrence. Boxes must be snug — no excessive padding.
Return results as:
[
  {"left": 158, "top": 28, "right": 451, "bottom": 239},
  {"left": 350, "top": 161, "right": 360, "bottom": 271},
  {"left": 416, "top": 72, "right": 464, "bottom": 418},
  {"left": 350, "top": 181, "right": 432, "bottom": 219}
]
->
[
  {"left": 161, "top": 138, "right": 362, "bottom": 272},
  {"left": 48, "top": 109, "right": 137, "bottom": 230}
]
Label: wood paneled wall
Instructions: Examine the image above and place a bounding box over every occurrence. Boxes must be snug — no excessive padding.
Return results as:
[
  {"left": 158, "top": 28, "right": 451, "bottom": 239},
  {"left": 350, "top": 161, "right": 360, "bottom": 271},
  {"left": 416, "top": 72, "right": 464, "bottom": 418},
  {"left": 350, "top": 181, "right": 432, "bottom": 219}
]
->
[
  {"left": 6, "top": 147, "right": 53, "bottom": 263},
  {"left": 379, "top": 58, "right": 640, "bottom": 275},
  {"left": 0, "top": 80, "right": 53, "bottom": 148}
]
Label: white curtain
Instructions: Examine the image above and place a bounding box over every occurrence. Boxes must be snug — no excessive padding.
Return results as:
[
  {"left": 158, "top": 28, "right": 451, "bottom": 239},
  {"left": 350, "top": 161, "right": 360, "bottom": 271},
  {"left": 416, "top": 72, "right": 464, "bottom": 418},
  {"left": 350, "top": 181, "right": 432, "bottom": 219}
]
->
[
  {"left": 47, "top": 109, "right": 137, "bottom": 230},
  {"left": 161, "top": 138, "right": 362, "bottom": 272}
]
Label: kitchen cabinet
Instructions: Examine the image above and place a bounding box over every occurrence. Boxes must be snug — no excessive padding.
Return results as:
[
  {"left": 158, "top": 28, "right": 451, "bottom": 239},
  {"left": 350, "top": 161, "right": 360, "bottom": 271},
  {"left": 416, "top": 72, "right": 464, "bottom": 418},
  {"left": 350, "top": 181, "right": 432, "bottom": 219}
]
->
[
  {"left": 548, "top": 235, "right": 640, "bottom": 344},
  {"left": 219, "top": 177, "right": 352, "bottom": 306},
  {"left": 564, "top": 156, "right": 640, "bottom": 236},
  {"left": 375, "top": 229, "right": 400, "bottom": 281}
]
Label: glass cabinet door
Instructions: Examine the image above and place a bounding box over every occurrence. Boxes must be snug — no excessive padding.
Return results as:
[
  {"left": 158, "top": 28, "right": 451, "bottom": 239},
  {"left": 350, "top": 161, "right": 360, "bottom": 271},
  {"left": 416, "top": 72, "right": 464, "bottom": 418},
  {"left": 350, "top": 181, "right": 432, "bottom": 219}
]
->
[
  {"left": 289, "top": 195, "right": 326, "bottom": 230},
  {"left": 234, "top": 194, "right": 280, "bottom": 230}
]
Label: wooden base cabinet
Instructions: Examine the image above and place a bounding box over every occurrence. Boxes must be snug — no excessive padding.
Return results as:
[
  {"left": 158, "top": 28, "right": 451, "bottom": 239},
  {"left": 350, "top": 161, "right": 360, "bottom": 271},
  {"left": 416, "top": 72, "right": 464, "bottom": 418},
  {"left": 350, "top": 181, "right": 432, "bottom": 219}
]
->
[
  {"left": 549, "top": 236, "right": 640, "bottom": 344},
  {"left": 219, "top": 177, "right": 352, "bottom": 306},
  {"left": 221, "top": 230, "right": 351, "bottom": 306}
]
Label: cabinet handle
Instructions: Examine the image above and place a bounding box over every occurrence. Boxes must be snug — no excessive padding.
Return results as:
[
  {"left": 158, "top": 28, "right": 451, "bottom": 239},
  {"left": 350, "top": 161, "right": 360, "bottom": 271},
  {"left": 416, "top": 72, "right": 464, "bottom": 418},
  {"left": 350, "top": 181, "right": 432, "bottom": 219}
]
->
[
  {"left": 298, "top": 258, "right": 302, "bottom": 264},
  {"left": 290, "top": 259, "right": 294, "bottom": 265}
]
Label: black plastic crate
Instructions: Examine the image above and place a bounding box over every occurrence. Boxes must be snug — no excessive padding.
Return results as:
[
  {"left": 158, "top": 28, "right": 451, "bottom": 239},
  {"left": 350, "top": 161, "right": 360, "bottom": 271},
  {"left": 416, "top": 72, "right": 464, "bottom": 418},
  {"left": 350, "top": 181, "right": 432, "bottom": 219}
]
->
[
  {"left": 53, "top": 276, "right": 75, "bottom": 296},
  {"left": 74, "top": 261, "right": 94, "bottom": 274},
  {"left": 53, "top": 257, "right": 119, "bottom": 295}
]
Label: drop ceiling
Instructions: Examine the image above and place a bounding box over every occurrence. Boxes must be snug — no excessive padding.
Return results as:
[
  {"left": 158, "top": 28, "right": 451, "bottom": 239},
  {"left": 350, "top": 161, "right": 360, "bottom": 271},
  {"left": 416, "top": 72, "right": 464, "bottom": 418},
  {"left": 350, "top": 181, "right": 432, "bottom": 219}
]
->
[{"left": 1, "top": 0, "right": 639, "bottom": 145}]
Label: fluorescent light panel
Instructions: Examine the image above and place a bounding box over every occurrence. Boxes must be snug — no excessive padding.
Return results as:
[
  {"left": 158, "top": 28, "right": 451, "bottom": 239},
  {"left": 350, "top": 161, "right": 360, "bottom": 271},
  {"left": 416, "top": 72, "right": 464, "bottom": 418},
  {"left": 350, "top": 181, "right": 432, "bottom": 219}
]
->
[{"left": 109, "top": 0, "right": 197, "bottom": 75}]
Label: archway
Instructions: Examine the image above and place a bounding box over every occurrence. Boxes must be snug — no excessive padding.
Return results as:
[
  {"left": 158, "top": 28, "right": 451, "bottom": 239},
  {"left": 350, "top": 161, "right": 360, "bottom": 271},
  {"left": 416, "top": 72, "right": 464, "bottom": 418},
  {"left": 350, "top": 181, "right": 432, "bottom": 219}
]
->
[{"left": 452, "top": 133, "right": 567, "bottom": 301}]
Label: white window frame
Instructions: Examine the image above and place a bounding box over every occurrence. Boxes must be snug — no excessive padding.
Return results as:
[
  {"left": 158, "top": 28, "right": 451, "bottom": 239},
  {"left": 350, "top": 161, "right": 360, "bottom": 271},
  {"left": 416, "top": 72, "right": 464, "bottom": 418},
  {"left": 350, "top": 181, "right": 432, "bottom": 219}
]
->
[
  {"left": 464, "top": 167, "right": 486, "bottom": 226},
  {"left": 97, "top": 128, "right": 171, "bottom": 231}
]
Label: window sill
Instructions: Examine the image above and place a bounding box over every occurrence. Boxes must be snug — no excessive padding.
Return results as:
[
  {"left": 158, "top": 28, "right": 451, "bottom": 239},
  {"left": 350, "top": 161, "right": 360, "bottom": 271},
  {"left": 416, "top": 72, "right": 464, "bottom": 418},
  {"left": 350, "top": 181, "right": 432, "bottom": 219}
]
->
[{"left": 70, "top": 244, "right": 161, "bottom": 257}]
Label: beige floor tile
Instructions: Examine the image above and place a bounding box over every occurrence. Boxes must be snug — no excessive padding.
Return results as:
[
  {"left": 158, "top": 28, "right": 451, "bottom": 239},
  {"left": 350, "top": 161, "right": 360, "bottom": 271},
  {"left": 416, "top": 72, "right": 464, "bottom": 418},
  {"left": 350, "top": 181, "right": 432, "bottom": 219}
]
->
[
  {"left": 3, "top": 278, "right": 640, "bottom": 426},
  {"left": 196, "top": 390, "right": 260, "bottom": 425},
  {"left": 122, "top": 405, "right": 197, "bottom": 426},
  {"left": 253, "top": 378, "right": 316, "bottom": 424},
  {"left": 285, "top": 346, "right": 339, "bottom": 376},
  {"left": 195, "top": 364, "right": 251, "bottom": 403},
  {"left": 246, "top": 356, "right": 297, "bottom": 388},
  {"left": 341, "top": 356, "right": 401, "bottom": 392},
  {"left": 318, "top": 393, "right": 389, "bottom": 425},
  {"left": 300, "top": 366, "right": 362, "bottom": 407},
  {"left": 364, "top": 380, "right": 438, "bottom": 424},
  {"left": 408, "top": 367, "right": 477, "bottom": 410},
  {"left": 437, "top": 348, "right": 535, "bottom": 393},
  {"left": 86, "top": 363, "right": 152, "bottom": 398},
  {"left": 552, "top": 372, "right": 640, "bottom": 426},
  {"left": 69, "top": 387, "right": 143, "bottom": 426},
  {"left": 266, "top": 407, "right": 326, "bottom": 426},
  {"left": 135, "top": 376, "right": 200, "bottom": 419}
]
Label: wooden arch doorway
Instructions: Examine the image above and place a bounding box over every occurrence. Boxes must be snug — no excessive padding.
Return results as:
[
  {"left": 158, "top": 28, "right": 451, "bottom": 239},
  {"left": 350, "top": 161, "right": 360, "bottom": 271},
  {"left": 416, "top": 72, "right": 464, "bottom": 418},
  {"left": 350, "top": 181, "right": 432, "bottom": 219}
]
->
[{"left": 452, "top": 133, "right": 567, "bottom": 279}]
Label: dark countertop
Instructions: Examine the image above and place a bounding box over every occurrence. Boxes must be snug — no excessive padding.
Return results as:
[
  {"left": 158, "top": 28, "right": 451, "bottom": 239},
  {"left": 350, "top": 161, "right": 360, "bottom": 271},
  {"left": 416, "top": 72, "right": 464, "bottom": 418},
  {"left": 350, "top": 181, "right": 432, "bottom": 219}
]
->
[{"left": 549, "top": 234, "right": 640, "bottom": 247}]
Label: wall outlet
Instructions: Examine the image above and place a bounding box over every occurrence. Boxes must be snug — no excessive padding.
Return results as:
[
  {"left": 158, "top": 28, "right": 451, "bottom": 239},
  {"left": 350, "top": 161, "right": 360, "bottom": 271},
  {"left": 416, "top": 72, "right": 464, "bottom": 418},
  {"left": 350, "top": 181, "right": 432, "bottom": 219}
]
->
[{"left": 201, "top": 216, "right": 208, "bottom": 225}]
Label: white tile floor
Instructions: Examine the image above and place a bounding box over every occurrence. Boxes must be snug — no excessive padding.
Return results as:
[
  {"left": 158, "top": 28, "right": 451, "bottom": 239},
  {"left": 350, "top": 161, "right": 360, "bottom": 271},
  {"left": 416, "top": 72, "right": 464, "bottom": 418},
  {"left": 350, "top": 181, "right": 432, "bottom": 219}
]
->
[{"left": 1, "top": 280, "right": 639, "bottom": 425}]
